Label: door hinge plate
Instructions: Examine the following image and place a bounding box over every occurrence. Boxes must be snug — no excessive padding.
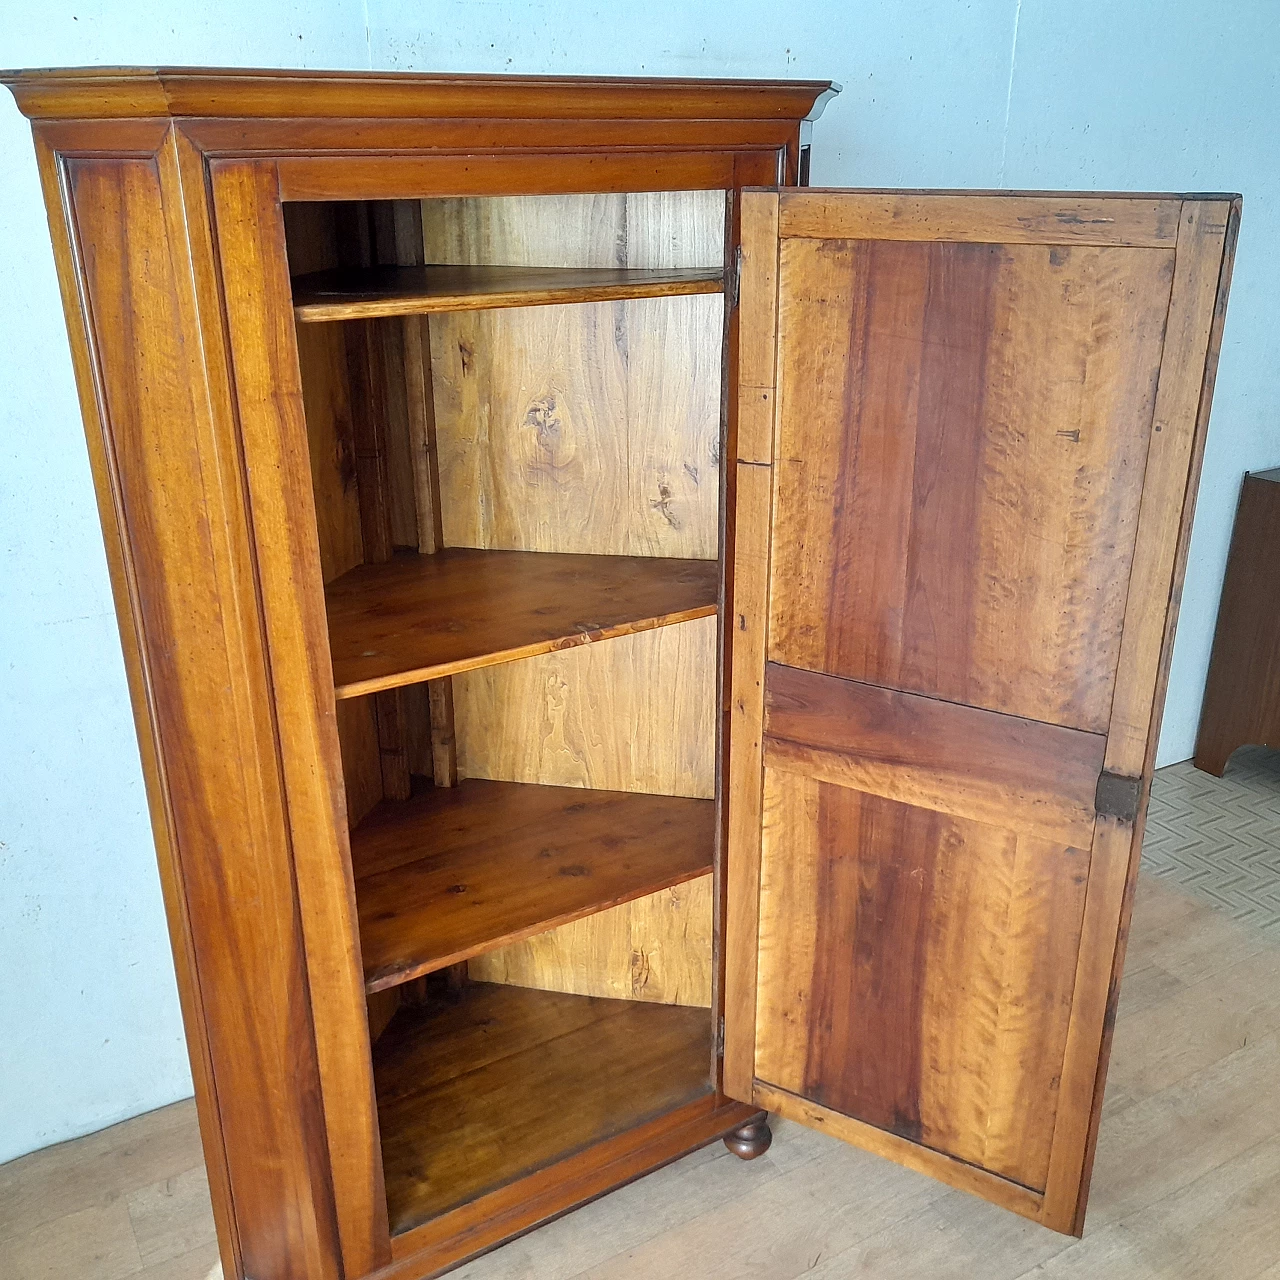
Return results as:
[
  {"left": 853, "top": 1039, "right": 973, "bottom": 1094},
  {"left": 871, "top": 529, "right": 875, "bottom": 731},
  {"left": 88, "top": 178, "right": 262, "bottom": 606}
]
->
[
  {"left": 728, "top": 245, "right": 742, "bottom": 311},
  {"left": 717, "top": 1015, "right": 725, "bottom": 1056},
  {"left": 1095, "top": 770, "right": 1144, "bottom": 825}
]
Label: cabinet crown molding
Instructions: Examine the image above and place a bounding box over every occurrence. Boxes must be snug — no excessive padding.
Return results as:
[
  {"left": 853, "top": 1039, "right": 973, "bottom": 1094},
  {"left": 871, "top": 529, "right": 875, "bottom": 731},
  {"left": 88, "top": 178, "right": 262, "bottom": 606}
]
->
[{"left": 0, "top": 65, "right": 836, "bottom": 124}]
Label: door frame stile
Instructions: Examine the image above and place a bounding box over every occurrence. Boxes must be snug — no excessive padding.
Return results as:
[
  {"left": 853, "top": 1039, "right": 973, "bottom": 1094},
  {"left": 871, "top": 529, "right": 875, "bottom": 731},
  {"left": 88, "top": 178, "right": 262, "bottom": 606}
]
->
[
  {"left": 722, "top": 188, "right": 782, "bottom": 1102},
  {"left": 1041, "top": 195, "right": 1241, "bottom": 1233},
  {"left": 206, "top": 154, "right": 393, "bottom": 1277}
]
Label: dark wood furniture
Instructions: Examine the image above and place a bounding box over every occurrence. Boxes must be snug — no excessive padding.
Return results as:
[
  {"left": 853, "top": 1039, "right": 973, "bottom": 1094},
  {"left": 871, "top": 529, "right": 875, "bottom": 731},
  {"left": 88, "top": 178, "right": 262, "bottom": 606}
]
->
[
  {"left": 1195, "top": 467, "right": 1280, "bottom": 774},
  {"left": 2, "top": 65, "right": 1238, "bottom": 1280}
]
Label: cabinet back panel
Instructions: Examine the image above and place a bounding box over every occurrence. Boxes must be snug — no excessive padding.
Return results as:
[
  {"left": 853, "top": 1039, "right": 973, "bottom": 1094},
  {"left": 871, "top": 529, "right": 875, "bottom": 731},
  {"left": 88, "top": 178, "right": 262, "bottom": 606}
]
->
[
  {"left": 289, "top": 193, "right": 725, "bottom": 1012},
  {"left": 467, "top": 876, "right": 713, "bottom": 1007},
  {"left": 431, "top": 292, "right": 723, "bottom": 558},
  {"left": 424, "top": 192, "right": 726, "bottom": 560},
  {"left": 454, "top": 614, "right": 717, "bottom": 1005},
  {"left": 424, "top": 193, "right": 725, "bottom": 1006},
  {"left": 452, "top": 615, "right": 716, "bottom": 798}
]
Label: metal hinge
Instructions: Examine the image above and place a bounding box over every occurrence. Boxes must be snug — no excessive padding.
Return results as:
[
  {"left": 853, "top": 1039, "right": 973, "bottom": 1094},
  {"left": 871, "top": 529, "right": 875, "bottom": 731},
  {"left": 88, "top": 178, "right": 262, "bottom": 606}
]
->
[
  {"left": 1095, "top": 771, "right": 1144, "bottom": 825},
  {"left": 717, "top": 1016, "right": 726, "bottom": 1056},
  {"left": 728, "top": 245, "right": 743, "bottom": 311}
]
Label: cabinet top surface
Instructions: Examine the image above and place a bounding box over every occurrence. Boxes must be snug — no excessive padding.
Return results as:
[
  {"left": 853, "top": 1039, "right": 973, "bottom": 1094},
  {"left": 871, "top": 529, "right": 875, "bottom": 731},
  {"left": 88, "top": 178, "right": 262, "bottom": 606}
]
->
[{"left": 0, "top": 65, "right": 836, "bottom": 124}]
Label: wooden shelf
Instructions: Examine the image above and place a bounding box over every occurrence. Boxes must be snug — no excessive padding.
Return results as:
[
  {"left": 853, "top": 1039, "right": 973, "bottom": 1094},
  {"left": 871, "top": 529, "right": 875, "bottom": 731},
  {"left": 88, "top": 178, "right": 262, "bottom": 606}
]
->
[
  {"left": 327, "top": 547, "right": 718, "bottom": 700},
  {"left": 292, "top": 264, "right": 724, "bottom": 322},
  {"left": 353, "top": 778, "right": 714, "bottom": 993},
  {"left": 374, "top": 982, "right": 713, "bottom": 1233}
]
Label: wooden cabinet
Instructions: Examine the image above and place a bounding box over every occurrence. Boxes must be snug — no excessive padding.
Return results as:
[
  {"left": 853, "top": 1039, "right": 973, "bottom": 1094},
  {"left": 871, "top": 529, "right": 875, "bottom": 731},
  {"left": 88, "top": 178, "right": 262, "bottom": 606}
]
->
[
  {"left": 1195, "top": 468, "right": 1280, "bottom": 774},
  {"left": 3, "top": 66, "right": 1238, "bottom": 1280}
]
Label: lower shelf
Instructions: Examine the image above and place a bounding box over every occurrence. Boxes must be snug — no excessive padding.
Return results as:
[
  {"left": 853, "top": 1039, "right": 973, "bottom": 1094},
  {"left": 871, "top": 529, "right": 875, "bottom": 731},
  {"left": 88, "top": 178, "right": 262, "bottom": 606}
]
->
[
  {"left": 353, "top": 777, "right": 715, "bottom": 993},
  {"left": 373, "top": 982, "right": 713, "bottom": 1235}
]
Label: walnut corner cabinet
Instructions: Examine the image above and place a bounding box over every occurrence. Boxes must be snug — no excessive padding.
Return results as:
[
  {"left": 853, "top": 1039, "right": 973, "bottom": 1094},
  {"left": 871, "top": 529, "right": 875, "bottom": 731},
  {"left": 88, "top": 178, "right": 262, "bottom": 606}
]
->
[{"left": 2, "top": 65, "right": 1240, "bottom": 1280}]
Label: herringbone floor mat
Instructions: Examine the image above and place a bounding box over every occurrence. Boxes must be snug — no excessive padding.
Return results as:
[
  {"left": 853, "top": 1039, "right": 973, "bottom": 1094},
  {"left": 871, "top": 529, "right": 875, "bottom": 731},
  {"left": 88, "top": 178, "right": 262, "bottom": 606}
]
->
[{"left": 1143, "top": 744, "right": 1280, "bottom": 935}]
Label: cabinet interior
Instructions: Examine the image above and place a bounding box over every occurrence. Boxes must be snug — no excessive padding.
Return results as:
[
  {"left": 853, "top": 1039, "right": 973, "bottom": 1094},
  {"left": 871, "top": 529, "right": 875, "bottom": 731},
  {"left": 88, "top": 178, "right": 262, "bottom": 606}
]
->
[{"left": 283, "top": 189, "right": 729, "bottom": 1236}]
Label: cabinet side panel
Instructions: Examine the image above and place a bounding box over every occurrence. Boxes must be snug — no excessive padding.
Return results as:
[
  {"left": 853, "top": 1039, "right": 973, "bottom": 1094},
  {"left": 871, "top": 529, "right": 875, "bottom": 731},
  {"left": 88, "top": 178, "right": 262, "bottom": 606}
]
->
[
  {"left": 61, "top": 152, "right": 343, "bottom": 1280},
  {"left": 30, "top": 124, "right": 243, "bottom": 1280}
]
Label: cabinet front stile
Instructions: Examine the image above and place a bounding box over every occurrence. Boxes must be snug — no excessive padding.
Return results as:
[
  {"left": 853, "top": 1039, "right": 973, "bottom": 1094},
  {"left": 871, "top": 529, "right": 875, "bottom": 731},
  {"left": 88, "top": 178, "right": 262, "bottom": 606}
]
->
[{"left": 206, "top": 156, "right": 393, "bottom": 1278}]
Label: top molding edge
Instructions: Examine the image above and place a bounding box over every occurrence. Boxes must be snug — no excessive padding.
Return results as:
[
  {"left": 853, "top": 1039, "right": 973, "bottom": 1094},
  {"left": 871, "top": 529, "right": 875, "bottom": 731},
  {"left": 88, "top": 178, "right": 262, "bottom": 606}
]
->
[{"left": 0, "top": 65, "right": 837, "bottom": 124}]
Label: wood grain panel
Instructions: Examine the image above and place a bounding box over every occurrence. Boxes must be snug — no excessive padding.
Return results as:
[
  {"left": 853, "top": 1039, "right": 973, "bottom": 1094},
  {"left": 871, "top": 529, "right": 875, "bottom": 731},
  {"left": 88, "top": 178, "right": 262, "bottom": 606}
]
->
[
  {"left": 420, "top": 191, "right": 726, "bottom": 270},
  {"left": 763, "top": 664, "right": 1105, "bottom": 848},
  {"left": 425, "top": 191, "right": 724, "bottom": 561},
  {"left": 389, "top": 191, "right": 726, "bottom": 1020},
  {"left": 733, "top": 191, "right": 1238, "bottom": 1235},
  {"left": 754, "top": 771, "right": 1090, "bottom": 1192},
  {"left": 469, "top": 875, "right": 713, "bottom": 1007},
  {"left": 430, "top": 295, "right": 723, "bottom": 559},
  {"left": 768, "top": 235, "right": 1174, "bottom": 732},
  {"left": 452, "top": 614, "right": 716, "bottom": 799},
  {"left": 351, "top": 779, "right": 713, "bottom": 991},
  {"left": 374, "top": 984, "right": 712, "bottom": 1234},
  {"left": 777, "top": 191, "right": 1182, "bottom": 246}
]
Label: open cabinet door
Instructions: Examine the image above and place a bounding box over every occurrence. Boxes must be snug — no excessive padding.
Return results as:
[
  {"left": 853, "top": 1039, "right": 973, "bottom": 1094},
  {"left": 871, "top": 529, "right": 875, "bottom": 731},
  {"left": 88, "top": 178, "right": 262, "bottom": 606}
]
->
[{"left": 724, "top": 189, "right": 1238, "bottom": 1234}]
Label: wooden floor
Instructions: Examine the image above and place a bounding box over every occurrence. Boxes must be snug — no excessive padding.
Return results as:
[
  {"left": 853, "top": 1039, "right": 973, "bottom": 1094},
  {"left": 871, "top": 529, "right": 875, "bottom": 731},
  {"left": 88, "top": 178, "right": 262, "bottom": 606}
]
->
[{"left": 4, "top": 867, "right": 1280, "bottom": 1279}]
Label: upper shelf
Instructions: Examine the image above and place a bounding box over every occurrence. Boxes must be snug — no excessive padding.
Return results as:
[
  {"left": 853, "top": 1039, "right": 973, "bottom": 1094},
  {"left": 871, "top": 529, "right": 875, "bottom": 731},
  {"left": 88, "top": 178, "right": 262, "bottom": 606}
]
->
[
  {"left": 327, "top": 547, "right": 718, "bottom": 699},
  {"left": 292, "top": 264, "right": 725, "bottom": 322}
]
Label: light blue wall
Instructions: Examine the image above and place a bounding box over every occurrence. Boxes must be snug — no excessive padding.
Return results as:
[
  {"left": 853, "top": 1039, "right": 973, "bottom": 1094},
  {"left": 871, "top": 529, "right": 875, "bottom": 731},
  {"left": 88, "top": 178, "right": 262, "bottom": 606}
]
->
[
  {"left": 0, "top": 3, "right": 369, "bottom": 1165},
  {"left": 998, "top": 0, "right": 1279, "bottom": 768},
  {"left": 1, "top": 1, "right": 1274, "bottom": 1161}
]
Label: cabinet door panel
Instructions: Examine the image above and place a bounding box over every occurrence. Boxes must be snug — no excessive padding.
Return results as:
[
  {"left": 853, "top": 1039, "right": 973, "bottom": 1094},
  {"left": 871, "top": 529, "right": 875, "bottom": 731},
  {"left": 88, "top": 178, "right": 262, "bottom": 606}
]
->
[
  {"left": 756, "top": 668, "right": 1097, "bottom": 1192},
  {"left": 768, "top": 234, "right": 1173, "bottom": 732},
  {"left": 725, "top": 188, "right": 1239, "bottom": 1234}
]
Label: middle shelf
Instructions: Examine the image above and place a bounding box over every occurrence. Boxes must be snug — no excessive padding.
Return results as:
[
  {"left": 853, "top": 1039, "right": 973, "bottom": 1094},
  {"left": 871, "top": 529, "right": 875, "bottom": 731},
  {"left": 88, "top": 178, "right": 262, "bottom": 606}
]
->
[
  {"left": 352, "top": 777, "right": 715, "bottom": 994},
  {"left": 327, "top": 547, "right": 719, "bottom": 699}
]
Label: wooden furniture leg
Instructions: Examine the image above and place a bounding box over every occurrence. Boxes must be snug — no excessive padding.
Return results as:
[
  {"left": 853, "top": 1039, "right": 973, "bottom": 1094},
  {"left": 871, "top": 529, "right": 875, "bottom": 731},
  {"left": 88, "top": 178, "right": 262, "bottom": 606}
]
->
[{"left": 723, "top": 1114, "right": 772, "bottom": 1160}]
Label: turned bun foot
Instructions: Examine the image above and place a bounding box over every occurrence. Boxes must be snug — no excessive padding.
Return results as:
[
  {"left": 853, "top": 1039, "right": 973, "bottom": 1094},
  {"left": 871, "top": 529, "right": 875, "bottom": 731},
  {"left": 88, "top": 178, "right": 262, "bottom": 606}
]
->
[{"left": 724, "top": 1115, "right": 772, "bottom": 1160}]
